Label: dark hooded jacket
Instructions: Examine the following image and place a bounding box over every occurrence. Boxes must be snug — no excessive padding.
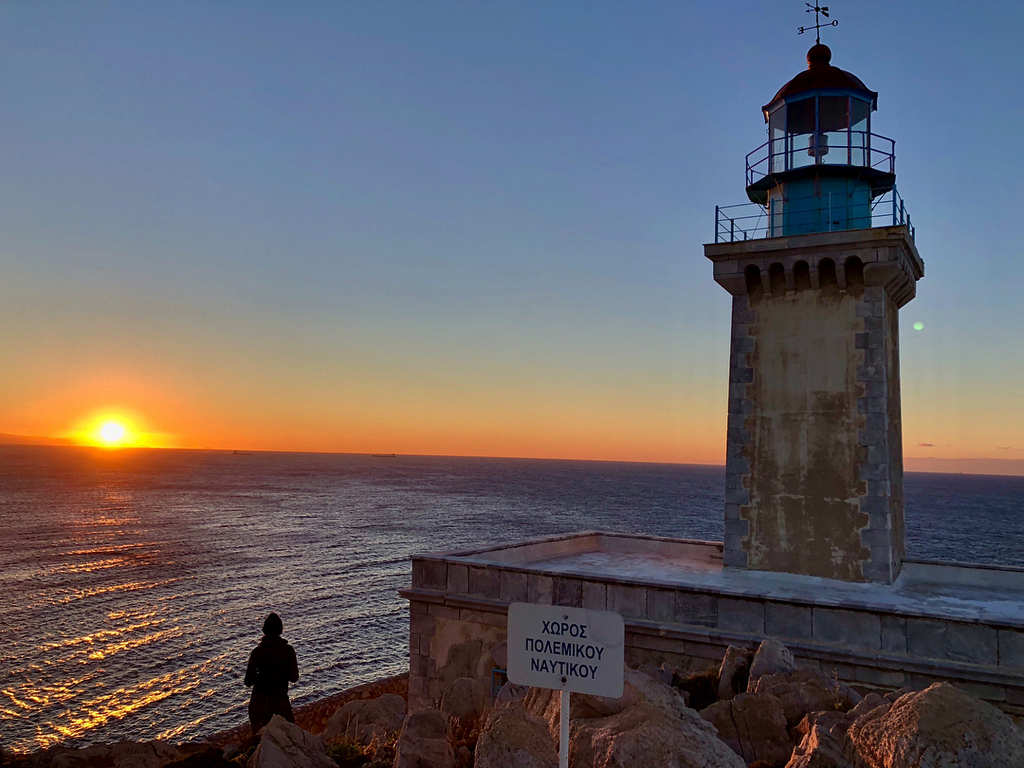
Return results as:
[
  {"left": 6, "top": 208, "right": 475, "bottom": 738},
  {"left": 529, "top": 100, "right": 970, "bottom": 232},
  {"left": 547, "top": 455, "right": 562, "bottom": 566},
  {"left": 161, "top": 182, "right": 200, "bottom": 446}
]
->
[{"left": 244, "top": 635, "right": 299, "bottom": 731}]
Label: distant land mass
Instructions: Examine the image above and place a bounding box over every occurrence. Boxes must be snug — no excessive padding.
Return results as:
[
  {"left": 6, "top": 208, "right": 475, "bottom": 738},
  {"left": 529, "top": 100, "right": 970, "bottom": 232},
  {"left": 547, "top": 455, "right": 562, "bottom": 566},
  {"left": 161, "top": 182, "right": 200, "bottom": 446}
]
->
[
  {"left": 0, "top": 432, "right": 73, "bottom": 446},
  {"left": 904, "top": 456, "right": 1024, "bottom": 477}
]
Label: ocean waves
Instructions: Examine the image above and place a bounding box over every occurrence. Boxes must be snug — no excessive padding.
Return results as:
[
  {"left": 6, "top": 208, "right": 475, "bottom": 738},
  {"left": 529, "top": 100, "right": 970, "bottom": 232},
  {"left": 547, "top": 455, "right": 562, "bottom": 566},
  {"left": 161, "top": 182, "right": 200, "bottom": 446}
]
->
[{"left": 1, "top": 446, "right": 1021, "bottom": 751}]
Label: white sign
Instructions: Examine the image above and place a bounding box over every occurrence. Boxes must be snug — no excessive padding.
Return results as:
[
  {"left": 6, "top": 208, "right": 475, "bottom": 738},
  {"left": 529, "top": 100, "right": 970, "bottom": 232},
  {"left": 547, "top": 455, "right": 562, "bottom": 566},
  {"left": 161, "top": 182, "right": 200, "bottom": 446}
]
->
[{"left": 506, "top": 602, "right": 625, "bottom": 698}]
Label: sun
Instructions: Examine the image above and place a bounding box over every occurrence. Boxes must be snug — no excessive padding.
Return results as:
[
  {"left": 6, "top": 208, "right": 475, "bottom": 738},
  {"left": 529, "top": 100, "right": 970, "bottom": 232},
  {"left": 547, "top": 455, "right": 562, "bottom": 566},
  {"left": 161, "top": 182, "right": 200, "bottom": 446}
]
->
[
  {"left": 84, "top": 416, "right": 137, "bottom": 448},
  {"left": 99, "top": 421, "right": 127, "bottom": 445},
  {"left": 67, "top": 411, "right": 154, "bottom": 448}
]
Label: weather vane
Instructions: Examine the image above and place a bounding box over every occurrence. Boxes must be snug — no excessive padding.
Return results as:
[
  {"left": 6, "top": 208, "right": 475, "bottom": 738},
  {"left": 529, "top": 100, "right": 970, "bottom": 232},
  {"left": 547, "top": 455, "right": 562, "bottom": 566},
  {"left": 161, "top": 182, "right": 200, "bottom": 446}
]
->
[{"left": 798, "top": 3, "right": 838, "bottom": 45}]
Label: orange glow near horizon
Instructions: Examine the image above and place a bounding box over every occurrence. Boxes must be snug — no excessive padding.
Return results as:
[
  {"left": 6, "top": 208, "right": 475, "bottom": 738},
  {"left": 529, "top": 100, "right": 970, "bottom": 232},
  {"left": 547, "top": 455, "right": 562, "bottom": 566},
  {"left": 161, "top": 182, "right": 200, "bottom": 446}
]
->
[{"left": 66, "top": 410, "right": 163, "bottom": 449}]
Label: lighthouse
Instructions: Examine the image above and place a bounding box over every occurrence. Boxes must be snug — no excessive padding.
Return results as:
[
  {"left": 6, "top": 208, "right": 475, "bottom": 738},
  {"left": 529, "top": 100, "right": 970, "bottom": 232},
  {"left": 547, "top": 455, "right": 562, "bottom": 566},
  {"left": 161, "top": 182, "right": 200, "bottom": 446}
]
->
[
  {"left": 706, "top": 43, "right": 924, "bottom": 584},
  {"left": 750, "top": 43, "right": 893, "bottom": 238}
]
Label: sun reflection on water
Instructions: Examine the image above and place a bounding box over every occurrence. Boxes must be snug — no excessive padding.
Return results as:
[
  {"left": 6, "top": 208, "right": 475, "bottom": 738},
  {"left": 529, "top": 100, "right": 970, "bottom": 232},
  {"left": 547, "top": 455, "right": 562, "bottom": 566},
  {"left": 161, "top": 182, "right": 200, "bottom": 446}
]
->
[{"left": 0, "top": 449, "right": 755, "bottom": 752}]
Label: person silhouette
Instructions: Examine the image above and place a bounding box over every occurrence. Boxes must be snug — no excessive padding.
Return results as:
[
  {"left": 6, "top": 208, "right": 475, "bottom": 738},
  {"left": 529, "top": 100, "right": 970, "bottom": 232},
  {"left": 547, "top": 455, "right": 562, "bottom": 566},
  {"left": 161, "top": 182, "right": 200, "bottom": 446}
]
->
[{"left": 244, "top": 612, "right": 299, "bottom": 736}]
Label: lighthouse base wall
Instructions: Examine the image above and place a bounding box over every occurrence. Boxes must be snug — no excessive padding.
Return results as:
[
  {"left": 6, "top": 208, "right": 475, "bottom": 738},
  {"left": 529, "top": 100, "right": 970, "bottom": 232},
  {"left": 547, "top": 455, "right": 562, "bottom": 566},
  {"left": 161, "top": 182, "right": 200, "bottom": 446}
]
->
[{"left": 401, "top": 532, "right": 1024, "bottom": 719}]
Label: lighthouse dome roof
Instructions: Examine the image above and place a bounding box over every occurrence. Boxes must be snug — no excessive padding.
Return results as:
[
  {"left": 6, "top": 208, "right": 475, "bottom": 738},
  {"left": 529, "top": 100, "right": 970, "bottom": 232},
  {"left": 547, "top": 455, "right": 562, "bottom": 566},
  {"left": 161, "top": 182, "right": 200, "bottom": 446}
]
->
[{"left": 763, "top": 44, "right": 877, "bottom": 116}]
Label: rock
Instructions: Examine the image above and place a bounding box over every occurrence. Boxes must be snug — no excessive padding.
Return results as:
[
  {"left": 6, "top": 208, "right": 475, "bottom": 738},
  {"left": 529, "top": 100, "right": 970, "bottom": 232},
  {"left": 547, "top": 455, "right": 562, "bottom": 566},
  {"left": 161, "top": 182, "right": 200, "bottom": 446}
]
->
[
  {"left": 638, "top": 663, "right": 674, "bottom": 688},
  {"left": 883, "top": 686, "right": 915, "bottom": 704},
  {"left": 247, "top": 715, "right": 336, "bottom": 768},
  {"left": 456, "top": 745, "right": 472, "bottom": 767},
  {"left": 440, "top": 677, "right": 487, "bottom": 724},
  {"left": 111, "top": 743, "right": 185, "bottom": 768},
  {"left": 525, "top": 666, "right": 744, "bottom": 768},
  {"left": 747, "top": 639, "right": 797, "bottom": 692},
  {"left": 787, "top": 725, "right": 852, "bottom": 768},
  {"left": 844, "top": 682, "right": 1024, "bottom": 767},
  {"left": 794, "top": 711, "right": 849, "bottom": 743},
  {"left": 322, "top": 693, "right": 406, "bottom": 745},
  {"left": 474, "top": 703, "right": 557, "bottom": 768},
  {"left": 718, "top": 646, "right": 753, "bottom": 702},
  {"left": 701, "top": 692, "right": 792, "bottom": 766},
  {"left": 495, "top": 680, "right": 529, "bottom": 707},
  {"left": 525, "top": 666, "right": 693, "bottom": 727},
  {"left": 52, "top": 742, "right": 183, "bottom": 768},
  {"left": 843, "top": 693, "right": 887, "bottom": 726},
  {"left": 51, "top": 745, "right": 115, "bottom": 768},
  {"left": 792, "top": 692, "right": 890, "bottom": 745},
  {"left": 394, "top": 709, "right": 456, "bottom": 768},
  {"left": 570, "top": 702, "right": 746, "bottom": 768},
  {"left": 162, "top": 744, "right": 238, "bottom": 768},
  {"left": 753, "top": 667, "right": 862, "bottom": 729}
]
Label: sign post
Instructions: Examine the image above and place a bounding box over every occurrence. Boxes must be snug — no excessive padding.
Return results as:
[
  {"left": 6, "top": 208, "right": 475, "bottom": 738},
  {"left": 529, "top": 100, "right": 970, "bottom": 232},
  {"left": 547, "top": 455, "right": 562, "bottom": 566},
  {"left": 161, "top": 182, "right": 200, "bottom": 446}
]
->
[{"left": 506, "top": 603, "right": 625, "bottom": 768}]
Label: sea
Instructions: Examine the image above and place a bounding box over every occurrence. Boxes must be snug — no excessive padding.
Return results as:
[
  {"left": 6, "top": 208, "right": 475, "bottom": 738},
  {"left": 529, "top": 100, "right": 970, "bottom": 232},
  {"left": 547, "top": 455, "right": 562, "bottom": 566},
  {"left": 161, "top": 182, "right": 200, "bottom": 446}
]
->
[{"left": 2, "top": 445, "right": 1023, "bottom": 752}]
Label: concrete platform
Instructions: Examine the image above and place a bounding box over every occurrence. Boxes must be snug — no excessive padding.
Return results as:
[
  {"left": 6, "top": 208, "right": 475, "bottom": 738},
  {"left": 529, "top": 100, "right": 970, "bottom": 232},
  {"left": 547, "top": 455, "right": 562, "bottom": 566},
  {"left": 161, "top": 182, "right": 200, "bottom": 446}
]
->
[{"left": 400, "top": 531, "right": 1024, "bottom": 713}]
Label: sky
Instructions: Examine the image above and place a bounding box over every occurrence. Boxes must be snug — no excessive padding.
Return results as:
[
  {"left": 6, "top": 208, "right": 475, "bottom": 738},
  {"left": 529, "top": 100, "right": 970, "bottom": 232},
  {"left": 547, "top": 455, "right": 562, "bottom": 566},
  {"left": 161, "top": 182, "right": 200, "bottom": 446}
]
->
[{"left": 1, "top": 1, "right": 1022, "bottom": 470}]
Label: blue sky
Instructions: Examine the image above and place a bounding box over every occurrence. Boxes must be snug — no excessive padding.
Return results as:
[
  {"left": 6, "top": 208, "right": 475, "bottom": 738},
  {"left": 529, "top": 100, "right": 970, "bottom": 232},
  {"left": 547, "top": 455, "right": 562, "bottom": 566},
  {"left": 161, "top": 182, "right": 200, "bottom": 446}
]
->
[{"left": 1, "top": 1, "right": 1022, "bottom": 468}]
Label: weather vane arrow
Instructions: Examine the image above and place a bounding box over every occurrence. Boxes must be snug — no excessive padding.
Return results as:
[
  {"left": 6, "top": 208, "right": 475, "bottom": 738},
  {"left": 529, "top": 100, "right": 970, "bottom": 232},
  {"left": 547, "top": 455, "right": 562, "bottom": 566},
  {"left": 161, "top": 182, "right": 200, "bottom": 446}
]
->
[{"left": 798, "top": 3, "right": 838, "bottom": 45}]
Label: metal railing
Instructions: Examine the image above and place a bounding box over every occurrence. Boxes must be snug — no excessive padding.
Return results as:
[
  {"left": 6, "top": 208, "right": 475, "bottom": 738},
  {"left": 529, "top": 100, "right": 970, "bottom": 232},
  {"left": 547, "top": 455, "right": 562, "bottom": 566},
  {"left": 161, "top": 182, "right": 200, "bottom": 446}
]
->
[
  {"left": 745, "top": 131, "right": 896, "bottom": 187},
  {"left": 714, "top": 187, "right": 914, "bottom": 243}
]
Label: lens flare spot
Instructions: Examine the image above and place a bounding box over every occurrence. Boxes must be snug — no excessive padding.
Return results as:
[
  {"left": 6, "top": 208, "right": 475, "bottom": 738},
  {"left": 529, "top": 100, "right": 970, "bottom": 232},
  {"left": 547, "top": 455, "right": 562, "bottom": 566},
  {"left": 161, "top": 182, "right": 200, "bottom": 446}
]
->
[{"left": 913, "top": 322, "right": 924, "bottom": 331}]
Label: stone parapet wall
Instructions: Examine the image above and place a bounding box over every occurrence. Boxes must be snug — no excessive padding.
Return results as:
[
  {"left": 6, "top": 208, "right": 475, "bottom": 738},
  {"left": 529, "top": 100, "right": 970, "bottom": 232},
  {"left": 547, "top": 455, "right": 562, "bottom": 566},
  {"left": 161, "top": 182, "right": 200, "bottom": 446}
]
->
[{"left": 402, "top": 554, "right": 1024, "bottom": 715}]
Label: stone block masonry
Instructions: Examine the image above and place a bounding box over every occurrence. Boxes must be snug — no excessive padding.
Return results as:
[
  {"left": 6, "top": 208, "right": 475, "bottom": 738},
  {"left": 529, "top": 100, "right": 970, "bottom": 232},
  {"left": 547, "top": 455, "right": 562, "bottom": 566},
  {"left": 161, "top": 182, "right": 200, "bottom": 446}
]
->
[
  {"left": 401, "top": 533, "right": 1024, "bottom": 716},
  {"left": 706, "top": 226, "right": 923, "bottom": 583}
]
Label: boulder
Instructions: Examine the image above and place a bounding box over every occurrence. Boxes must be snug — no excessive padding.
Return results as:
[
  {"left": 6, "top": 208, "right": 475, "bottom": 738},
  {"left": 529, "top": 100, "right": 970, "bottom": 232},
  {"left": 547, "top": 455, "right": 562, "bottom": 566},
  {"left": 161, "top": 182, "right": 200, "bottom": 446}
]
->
[
  {"left": 321, "top": 693, "right": 406, "bottom": 745},
  {"left": 747, "top": 639, "right": 797, "bottom": 692},
  {"left": 569, "top": 702, "right": 746, "bottom": 768},
  {"left": 440, "top": 677, "right": 487, "bottom": 724},
  {"left": 718, "top": 646, "right": 753, "bottom": 702},
  {"left": 51, "top": 745, "right": 116, "bottom": 768},
  {"left": 394, "top": 709, "right": 456, "bottom": 768},
  {"left": 524, "top": 666, "right": 692, "bottom": 727},
  {"left": 753, "top": 667, "right": 861, "bottom": 729},
  {"left": 787, "top": 725, "right": 852, "bottom": 768},
  {"left": 701, "top": 692, "right": 792, "bottom": 766},
  {"left": 111, "top": 744, "right": 185, "bottom": 768},
  {"left": 52, "top": 742, "right": 183, "bottom": 768},
  {"left": 474, "top": 703, "right": 558, "bottom": 768},
  {"left": 525, "top": 666, "right": 744, "bottom": 768},
  {"left": 843, "top": 693, "right": 887, "bottom": 727},
  {"left": 793, "top": 711, "right": 849, "bottom": 743},
  {"left": 247, "top": 715, "right": 336, "bottom": 768},
  {"left": 792, "top": 693, "right": 889, "bottom": 744},
  {"left": 884, "top": 686, "right": 915, "bottom": 704},
  {"left": 162, "top": 744, "right": 237, "bottom": 768},
  {"left": 844, "top": 682, "right": 1024, "bottom": 767}
]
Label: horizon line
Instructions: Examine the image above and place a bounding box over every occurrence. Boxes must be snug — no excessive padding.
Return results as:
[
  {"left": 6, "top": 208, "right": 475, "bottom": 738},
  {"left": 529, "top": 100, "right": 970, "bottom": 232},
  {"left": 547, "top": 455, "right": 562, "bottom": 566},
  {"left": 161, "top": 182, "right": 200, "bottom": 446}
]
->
[{"left": 2, "top": 439, "right": 1024, "bottom": 478}]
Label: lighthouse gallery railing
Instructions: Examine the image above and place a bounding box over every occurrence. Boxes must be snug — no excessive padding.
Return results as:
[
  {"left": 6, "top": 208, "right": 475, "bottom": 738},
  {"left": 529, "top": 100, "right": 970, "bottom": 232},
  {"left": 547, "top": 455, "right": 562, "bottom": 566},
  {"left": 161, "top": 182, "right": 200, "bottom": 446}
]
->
[
  {"left": 714, "top": 187, "right": 914, "bottom": 244},
  {"left": 745, "top": 130, "right": 896, "bottom": 187}
]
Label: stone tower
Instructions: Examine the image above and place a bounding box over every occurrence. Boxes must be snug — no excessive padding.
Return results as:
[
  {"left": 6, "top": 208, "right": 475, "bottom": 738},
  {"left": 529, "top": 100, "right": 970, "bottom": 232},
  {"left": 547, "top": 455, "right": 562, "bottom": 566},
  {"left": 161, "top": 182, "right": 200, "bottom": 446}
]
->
[{"left": 705, "top": 45, "right": 924, "bottom": 584}]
